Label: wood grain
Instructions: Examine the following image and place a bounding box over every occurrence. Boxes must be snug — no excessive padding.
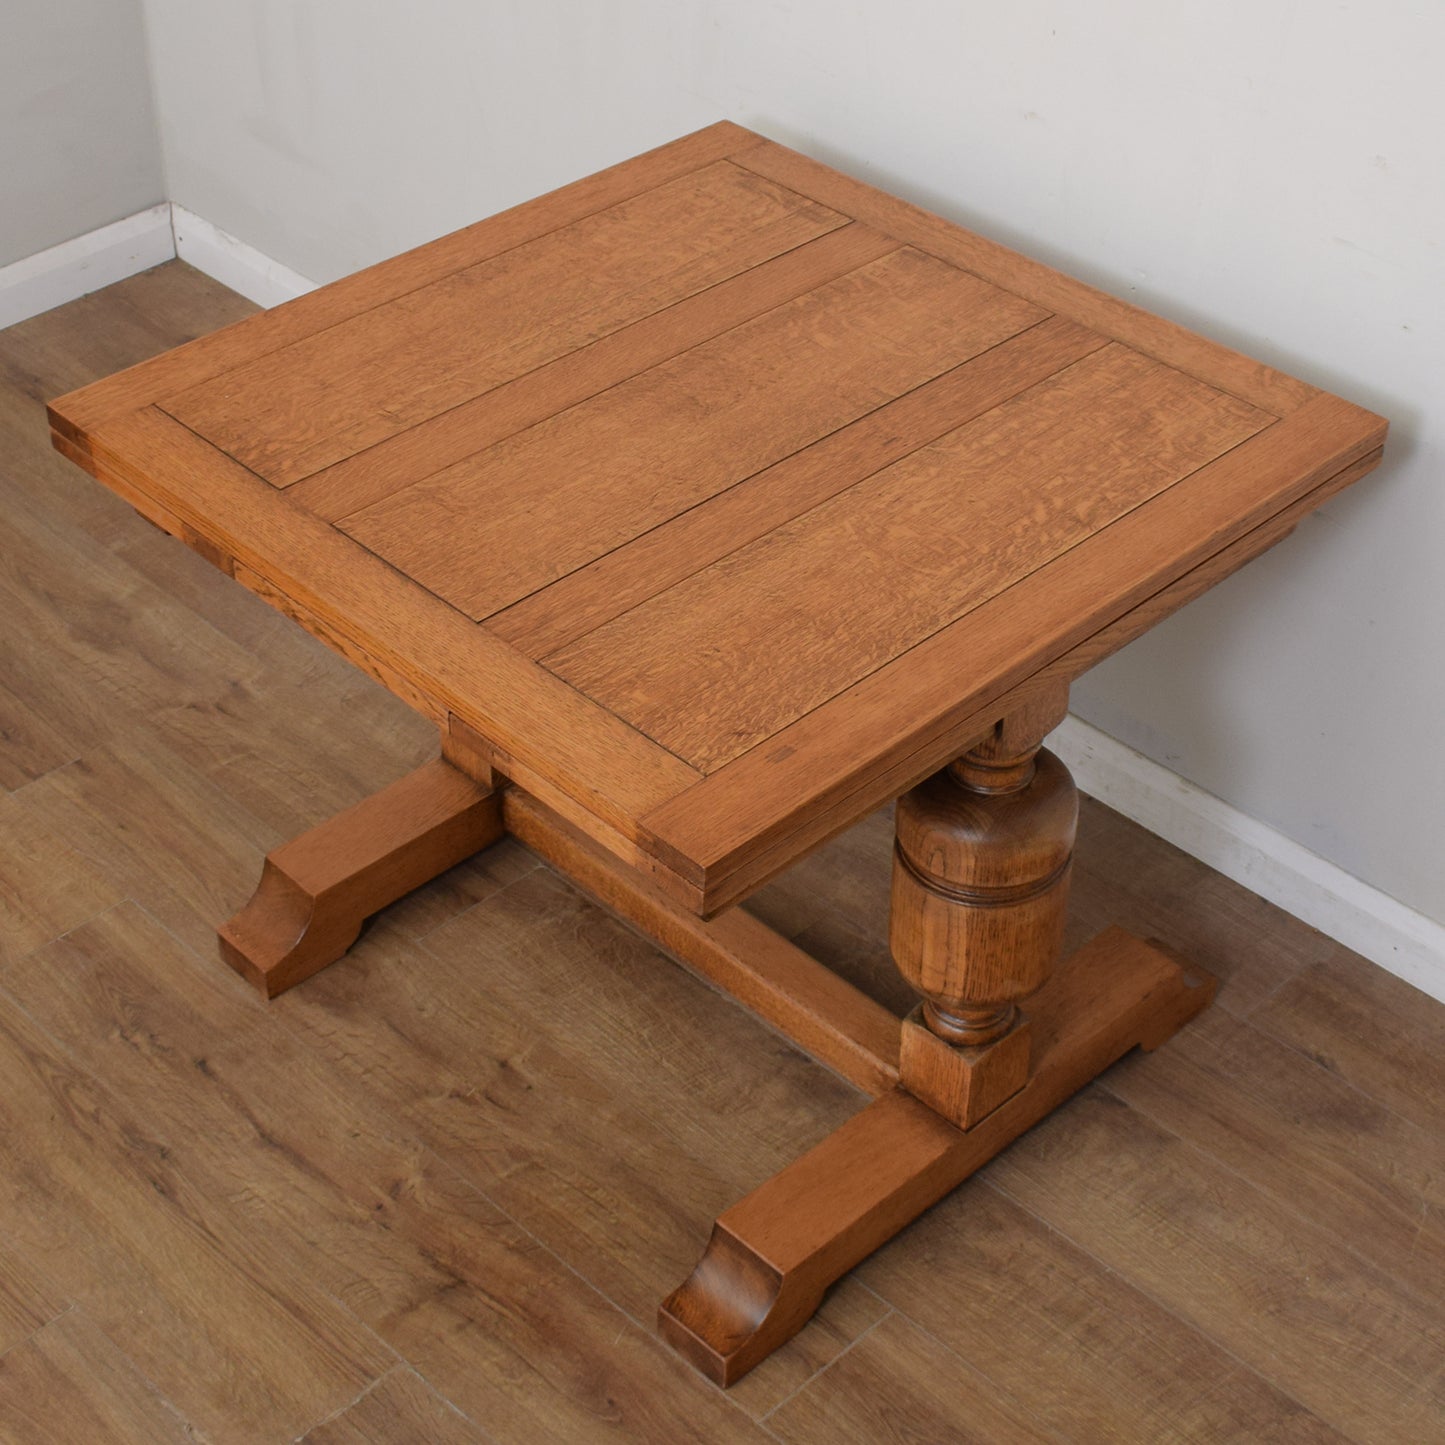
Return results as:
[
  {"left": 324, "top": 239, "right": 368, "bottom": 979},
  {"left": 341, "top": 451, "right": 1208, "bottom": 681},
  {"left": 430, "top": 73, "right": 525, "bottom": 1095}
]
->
[
  {"left": 767, "top": 1311, "right": 1054, "bottom": 1445},
  {"left": 340, "top": 246, "right": 1044, "bottom": 618},
  {"left": 659, "top": 929, "right": 1215, "bottom": 1384},
  {"left": 490, "top": 314, "right": 1107, "bottom": 657},
  {"left": 555, "top": 343, "right": 1269, "bottom": 770},
  {"left": 169, "top": 162, "right": 844, "bottom": 485},
  {"left": 856, "top": 1164, "right": 1353, "bottom": 1442},
  {"left": 13, "top": 730, "right": 281, "bottom": 963},
  {"left": 300, "top": 1370, "right": 488, "bottom": 1444},
  {"left": 11, "top": 252, "right": 1417, "bottom": 1444},
  {"left": 0, "top": 986, "right": 394, "bottom": 1442},
  {"left": 639, "top": 394, "right": 1385, "bottom": 904},
  {"left": 891, "top": 746, "right": 1077, "bottom": 1044},
  {"left": 76, "top": 408, "right": 700, "bottom": 840},
  {"left": 48, "top": 121, "right": 764, "bottom": 442},
  {"left": 1102, "top": 1004, "right": 1445, "bottom": 1313},
  {"left": 219, "top": 757, "right": 502, "bottom": 997},
  {"left": 643, "top": 445, "right": 1382, "bottom": 914},
  {"left": 0, "top": 903, "right": 773, "bottom": 1444},
  {"left": 1251, "top": 952, "right": 1445, "bottom": 1137},
  {"left": 734, "top": 136, "right": 1321, "bottom": 415},
  {"left": 0, "top": 786, "right": 126, "bottom": 962},
  {"left": 48, "top": 126, "right": 1385, "bottom": 914},
  {"left": 289, "top": 868, "right": 865, "bottom": 1362},
  {"left": 990, "top": 1089, "right": 1445, "bottom": 1439},
  {"left": 290, "top": 221, "right": 899, "bottom": 520},
  {"left": 0, "top": 1243, "right": 65, "bottom": 1356}
]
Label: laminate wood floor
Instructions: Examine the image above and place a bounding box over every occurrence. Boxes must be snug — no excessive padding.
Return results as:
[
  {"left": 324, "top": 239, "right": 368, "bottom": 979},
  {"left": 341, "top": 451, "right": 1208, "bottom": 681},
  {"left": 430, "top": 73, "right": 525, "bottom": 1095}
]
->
[{"left": 0, "top": 262, "right": 1440, "bottom": 1443}]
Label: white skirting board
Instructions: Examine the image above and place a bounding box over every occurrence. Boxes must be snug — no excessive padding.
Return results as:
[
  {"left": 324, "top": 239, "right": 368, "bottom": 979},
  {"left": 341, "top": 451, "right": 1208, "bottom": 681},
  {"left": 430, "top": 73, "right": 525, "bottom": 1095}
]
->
[
  {"left": 170, "top": 205, "right": 315, "bottom": 308},
  {"left": 0, "top": 203, "right": 315, "bottom": 333},
  {"left": 0, "top": 204, "right": 175, "bottom": 331},
  {"left": 6, "top": 207, "right": 1441, "bottom": 1003},
  {"left": 1050, "top": 715, "right": 1445, "bottom": 1004}
]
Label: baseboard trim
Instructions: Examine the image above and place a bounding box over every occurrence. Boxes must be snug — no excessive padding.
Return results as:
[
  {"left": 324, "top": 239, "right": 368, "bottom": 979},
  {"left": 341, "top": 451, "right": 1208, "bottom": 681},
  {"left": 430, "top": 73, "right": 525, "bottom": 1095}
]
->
[
  {"left": 1050, "top": 715, "right": 1445, "bottom": 1004},
  {"left": 1, "top": 203, "right": 316, "bottom": 333},
  {"left": 170, "top": 204, "right": 315, "bottom": 308},
  {"left": 0, "top": 205, "right": 175, "bottom": 331}
]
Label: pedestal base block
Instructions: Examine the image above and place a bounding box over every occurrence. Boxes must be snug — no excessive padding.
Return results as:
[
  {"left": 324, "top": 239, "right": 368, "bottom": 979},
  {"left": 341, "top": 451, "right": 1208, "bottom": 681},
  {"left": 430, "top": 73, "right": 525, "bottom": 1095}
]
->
[{"left": 899, "top": 1004, "right": 1031, "bottom": 1129}]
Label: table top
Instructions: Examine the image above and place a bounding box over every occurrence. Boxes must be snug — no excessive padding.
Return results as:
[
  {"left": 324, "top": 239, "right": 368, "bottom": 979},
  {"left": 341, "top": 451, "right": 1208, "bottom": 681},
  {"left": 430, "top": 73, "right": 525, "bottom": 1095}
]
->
[{"left": 50, "top": 121, "right": 1386, "bottom": 914}]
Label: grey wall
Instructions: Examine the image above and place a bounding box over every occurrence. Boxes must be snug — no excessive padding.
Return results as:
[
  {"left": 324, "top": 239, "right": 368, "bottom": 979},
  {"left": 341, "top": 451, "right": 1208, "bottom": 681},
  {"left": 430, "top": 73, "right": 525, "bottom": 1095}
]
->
[{"left": 0, "top": 0, "right": 164, "bottom": 266}]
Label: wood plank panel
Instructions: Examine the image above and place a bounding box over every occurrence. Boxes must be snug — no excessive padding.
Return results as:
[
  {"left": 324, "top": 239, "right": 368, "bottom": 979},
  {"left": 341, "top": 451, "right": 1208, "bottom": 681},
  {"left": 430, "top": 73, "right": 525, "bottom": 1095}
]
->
[
  {"left": 48, "top": 121, "right": 763, "bottom": 441},
  {"left": 646, "top": 446, "right": 1382, "bottom": 914},
  {"left": 554, "top": 344, "right": 1271, "bottom": 771},
  {"left": 639, "top": 395, "right": 1384, "bottom": 900},
  {"left": 1251, "top": 954, "right": 1445, "bottom": 1137},
  {"left": 13, "top": 730, "right": 280, "bottom": 963},
  {"left": 0, "top": 787, "right": 126, "bottom": 962},
  {"left": 77, "top": 409, "right": 700, "bottom": 841},
  {"left": 491, "top": 314, "right": 1108, "bottom": 656},
  {"left": 168, "top": 162, "right": 844, "bottom": 485},
  {"left": 289, "top": 223, "right": 899, "bottom": 520},
  {"left": 338, "top": 247, "right": 1045, "bottom": 615},
  {"left": 329, "top": 872, "right": 872, "bottom": 1351},
  {"left": 23, "top": 256, "right": 1423, "bottom": 1445},
  {"left": 735, "top": 137, "right": 1321, "bottom": 415}
]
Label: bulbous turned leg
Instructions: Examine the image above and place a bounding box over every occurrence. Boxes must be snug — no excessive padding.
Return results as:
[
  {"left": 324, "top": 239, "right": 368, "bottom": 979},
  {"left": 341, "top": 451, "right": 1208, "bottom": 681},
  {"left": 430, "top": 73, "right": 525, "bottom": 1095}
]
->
[{"left": 890, "top": 684, "right": 1078, "bottom": 1126}]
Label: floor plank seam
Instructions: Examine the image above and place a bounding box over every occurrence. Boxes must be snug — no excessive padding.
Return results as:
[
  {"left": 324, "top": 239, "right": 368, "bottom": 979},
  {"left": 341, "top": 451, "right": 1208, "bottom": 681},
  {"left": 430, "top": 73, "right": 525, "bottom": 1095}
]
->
[
  {"left": 384, "top": 1129, "right": 774, "bottom": 1430},
  {"left": 379, "top": 1365, "right": 500, "bottom": 1445},
  {"left": 756, "top": 1306, "right": 896, "bottom": 1428},
  {"left": 404, "top": 856, "right": 546, "bottom": 949},
  {"left": 232, "top": 901, "right": 773, "bottom": 1424},
  {"left": 1094, "top": 1073, "right": 1445, "bottom": 1317},
  {"left": 79, "top": 1305, "right": 214, "bottom": 1445},
  {"left": 397, "top": 854, "right": 552, "bottom": 949},
  {"left": 0, "top": 1300, "right": 78, "bottom": 1369},
  {"left": 3, "top": 257, "right": 1436, "bottom": 1438},
  {"left": 1, "top": 754, "right": 82, "bottom": 796},
  {"left": 1243, "top": 1001, "right": 1438, "bottom": 1134},
  {"left": 521, "top": 854, "right": 885, "bottom": 1102},
  {"left": 1232, "top": 945, "right": 1325, "bottom": 1021},
  {"left": 5, "top": 897, "right": 414, "bottom": 1397},
  {"left": 290, "top": 1367, "right": 391, "bottom": 1442},
  {"left": 878, "top": 1309, "right": 1073, "bottom": 1445},
  {"left": 981, "top": 1140, "right": 1359, "bottom": 1436},
  {"left": 1, "top": 895, "right": 134, "bottom": 972},
  {"left": 289, "top": 1382, "right": 372, "bottom": 1442}
]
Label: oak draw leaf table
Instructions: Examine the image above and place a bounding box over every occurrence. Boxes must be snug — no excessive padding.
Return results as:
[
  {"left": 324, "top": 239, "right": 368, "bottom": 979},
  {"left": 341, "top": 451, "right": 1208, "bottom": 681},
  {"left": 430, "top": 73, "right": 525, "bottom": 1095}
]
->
[{"left": 49, "top": 123, "right": 1386, "bottom": 1386}]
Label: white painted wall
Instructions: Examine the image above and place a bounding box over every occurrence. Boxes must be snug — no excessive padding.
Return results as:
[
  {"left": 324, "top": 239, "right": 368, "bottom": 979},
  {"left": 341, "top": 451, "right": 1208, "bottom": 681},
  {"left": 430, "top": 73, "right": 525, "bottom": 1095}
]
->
[
  {"left": 125, "top": 2, "right": 1445, "bottom": 939},
  {"left": 0, "top": 0, "right": 164, "bottom": 267}
]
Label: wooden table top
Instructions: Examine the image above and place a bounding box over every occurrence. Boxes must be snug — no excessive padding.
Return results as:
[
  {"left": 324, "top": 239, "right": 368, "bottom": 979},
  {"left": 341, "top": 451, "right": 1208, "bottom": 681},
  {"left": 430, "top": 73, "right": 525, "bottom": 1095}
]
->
[{"left": 49, "top": 122, "right": 1386, "bottom": 915}]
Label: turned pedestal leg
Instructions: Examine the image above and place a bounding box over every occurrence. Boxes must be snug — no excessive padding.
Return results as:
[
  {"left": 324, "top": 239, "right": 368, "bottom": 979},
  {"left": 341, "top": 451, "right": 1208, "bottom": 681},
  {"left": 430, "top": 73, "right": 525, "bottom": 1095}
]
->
[
  {"left": 219, "top": 756, "right": 502, "bottom": 998},
  {"left": 890, "top": 685, "right": 1076, "bottom": 1127}
]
